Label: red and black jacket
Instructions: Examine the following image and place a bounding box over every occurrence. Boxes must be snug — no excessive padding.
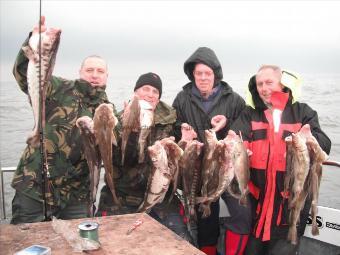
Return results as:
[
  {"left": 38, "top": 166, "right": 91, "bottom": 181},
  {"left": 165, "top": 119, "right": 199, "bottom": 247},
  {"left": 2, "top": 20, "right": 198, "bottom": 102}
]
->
[{"left": 231, "top": 75, "right": 331, "bottom": 241}]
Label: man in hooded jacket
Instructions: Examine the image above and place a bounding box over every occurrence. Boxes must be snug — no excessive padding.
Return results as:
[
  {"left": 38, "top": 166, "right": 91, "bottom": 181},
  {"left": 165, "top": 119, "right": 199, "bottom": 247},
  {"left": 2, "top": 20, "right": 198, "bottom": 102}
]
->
[
  {"left": 172, "top": 47, "right": 251, "bottom": 255},
  {"left": 231, "top": 65, "right": 331, "bottom": 255}
]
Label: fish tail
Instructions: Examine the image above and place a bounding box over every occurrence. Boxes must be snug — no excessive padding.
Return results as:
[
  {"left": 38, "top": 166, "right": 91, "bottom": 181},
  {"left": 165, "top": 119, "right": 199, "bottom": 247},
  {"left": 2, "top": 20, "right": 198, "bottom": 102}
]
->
[
  {"left": 239, "top": 194, "right": 248, "bottom": 206},
  {"left": 312, "top": 223, "right": 319, "bottom": 236},
  {"left": 287, "top": 225, "right": 298, "bottom": 245},
  {"left": 198, "top": 202, "right": 211, "bottom": 218}
]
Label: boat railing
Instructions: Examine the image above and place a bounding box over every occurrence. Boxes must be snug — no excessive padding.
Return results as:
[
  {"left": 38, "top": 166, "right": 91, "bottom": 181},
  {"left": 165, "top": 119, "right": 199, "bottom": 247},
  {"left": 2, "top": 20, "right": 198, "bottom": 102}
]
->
[{"left": 0, "top": 166, "right": 15, "bottom": 220}]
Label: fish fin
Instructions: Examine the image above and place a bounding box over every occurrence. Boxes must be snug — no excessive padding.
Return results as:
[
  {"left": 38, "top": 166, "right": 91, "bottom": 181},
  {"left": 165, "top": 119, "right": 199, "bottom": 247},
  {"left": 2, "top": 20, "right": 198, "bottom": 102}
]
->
[{"left": 112, "top": 131, "right": 118, "bottom": 146}]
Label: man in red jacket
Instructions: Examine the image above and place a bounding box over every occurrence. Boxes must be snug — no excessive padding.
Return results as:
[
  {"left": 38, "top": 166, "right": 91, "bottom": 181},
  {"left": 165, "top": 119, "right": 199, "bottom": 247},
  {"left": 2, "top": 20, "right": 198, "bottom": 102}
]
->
[{"left": 231, "top": 65, "right": 331, "bottom": 255}]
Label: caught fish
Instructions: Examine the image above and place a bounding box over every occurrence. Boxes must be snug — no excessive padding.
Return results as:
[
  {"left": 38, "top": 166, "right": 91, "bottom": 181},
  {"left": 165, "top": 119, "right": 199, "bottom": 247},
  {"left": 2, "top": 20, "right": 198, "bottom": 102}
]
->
[
  {"left": 160, "top": 137, "right": 183, "bottom": 203},
  {"left": 302, "top": 124, "right": 328, "bottom": 236},
  {"left": 76, "top": 116, "right": 101, "bottom": 216},
  {"left": 121, "top": 96, "right": 140, "bottom": 165},
  {"left": 286, "top": 127, "right": 310, "bottom": 245},
  {"left": 138, "top": 140, "right": 171, "bottom": 212},
  {"left": 179, "top": 140, "right": 203, "bottom": 220},
  {"left": 288, "top": 132, "right": 310, "bottom": 209},
  {"left": 22, "top": 27, "right": 61, "bottom": 147},
  {"left": 200, "top": 130, "right": 220, "bottom": 199},
  {"left": 138, "top": 100, "right": 154, "bottom": 163},
  {"left": 224, "top": 130, "right": 250, "bottom": 206},
  {"left": 93, "top": 103, "right": 120, "bottom": 206},
  {"left": 198, "top": 130, "right": 224, "bottom": 217}
]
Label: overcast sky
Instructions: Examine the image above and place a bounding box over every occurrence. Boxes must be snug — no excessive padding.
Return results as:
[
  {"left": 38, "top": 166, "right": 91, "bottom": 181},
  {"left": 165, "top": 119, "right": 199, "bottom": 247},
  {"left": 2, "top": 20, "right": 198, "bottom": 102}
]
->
[{"left": 1, "top": 0, "right": 340, "bottom": 85}]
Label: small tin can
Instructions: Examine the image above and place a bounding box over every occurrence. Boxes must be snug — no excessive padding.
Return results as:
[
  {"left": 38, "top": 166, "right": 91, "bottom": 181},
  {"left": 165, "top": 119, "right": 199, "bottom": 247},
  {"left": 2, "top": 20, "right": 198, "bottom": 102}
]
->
[{"left": 78, "top": 221, "right": 99, "bottom": 242}]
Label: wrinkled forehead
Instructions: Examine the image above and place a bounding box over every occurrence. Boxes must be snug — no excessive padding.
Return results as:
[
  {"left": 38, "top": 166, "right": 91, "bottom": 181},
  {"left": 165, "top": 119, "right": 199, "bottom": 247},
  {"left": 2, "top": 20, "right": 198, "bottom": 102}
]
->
[{"left": 81, "top": 57, "right": 108, "bottom": 70}]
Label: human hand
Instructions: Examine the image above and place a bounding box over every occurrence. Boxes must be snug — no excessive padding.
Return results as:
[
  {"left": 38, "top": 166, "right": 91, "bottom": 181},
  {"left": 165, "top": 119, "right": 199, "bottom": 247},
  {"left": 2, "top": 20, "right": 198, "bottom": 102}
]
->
[
  {"left": 33, "top": 16, "right": 47, "bottom": 35},
  {"left": 211, "top": 115, "right": 227, "bottom": 132},
  {"left": 181, "top": 123, "right": 197, "bottom": 141}
]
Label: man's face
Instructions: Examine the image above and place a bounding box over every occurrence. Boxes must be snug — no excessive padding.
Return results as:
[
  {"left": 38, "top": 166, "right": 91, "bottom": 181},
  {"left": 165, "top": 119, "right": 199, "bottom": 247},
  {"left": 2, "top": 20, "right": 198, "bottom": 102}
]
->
[
  {"left": 193, "top": 63, "right": 215, "bottom": 96},
  {"left": 256, "top": 68, "right": 283, "bottom": 104},
  {"left": 135, "top": 85, "right": 160, "bottom": 109},
  {"left": 79, "top": 57, "right": 108, "bottom": 87}
]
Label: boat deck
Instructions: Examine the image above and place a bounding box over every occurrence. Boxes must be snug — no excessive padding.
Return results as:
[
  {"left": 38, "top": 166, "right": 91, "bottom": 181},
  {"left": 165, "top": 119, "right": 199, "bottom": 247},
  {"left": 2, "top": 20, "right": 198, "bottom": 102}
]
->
[{"left": 0, "top": 213, "right": 204, "bottom": 255}]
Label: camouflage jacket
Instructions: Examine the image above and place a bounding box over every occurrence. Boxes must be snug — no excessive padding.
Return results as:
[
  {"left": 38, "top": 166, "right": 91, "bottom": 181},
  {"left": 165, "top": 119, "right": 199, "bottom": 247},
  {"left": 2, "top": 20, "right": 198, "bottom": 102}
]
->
[
  {"left": 100, "top": 101, "right": 177, "bottom": 212},
  {"left": 11, "top": 37, "right": 117, "bottom": 208}
]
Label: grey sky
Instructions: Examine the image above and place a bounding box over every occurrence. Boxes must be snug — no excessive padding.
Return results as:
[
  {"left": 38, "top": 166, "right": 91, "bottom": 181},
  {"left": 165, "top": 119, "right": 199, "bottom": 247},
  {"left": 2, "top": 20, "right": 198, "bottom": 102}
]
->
[{"left": 1, "top": 0, "right": 340, "bottom": 85}]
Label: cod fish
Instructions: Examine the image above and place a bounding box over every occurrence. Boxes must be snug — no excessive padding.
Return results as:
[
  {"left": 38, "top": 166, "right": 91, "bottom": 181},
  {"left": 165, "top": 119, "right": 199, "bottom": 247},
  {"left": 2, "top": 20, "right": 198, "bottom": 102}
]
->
[
  {"left": 121, "top": 95, "right": 140, "bottom": 164},
  {"left": 160, "top": 137, "right": 183, "bottom": 203},
  {"left": 199, "top": 130, "right": 224, "bottom": 217},
  {"left": 180, "top": 140, "right": 203, "bottom": 221},
  {"left": 138, "top": 140, "right": 171, "bottom": 212},
  {"left": 138, "top": 100, "right": 154, "bottom": 163},
  {"left": 22, "top": 27, "right": 61, "bottom": 148},
  {"left": 302, "top": 124, "right": 328, "bottom": 236},
  {"left": 76, "top": 116, "right": 101, "bottom": 217},
  {"left": 224, "top": 130, "right": 250, "bottom": 206},
  {"left": 286, "top": 129, "right": 310, "bottom": 245},
  {"left": 93, "top": 103, "right": 120, "bottom": 206}
]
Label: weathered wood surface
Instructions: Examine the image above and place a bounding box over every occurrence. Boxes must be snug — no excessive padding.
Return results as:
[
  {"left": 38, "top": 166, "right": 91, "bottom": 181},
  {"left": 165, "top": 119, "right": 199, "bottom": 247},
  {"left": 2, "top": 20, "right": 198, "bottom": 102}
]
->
[{"left": 0, "top": 213, "right": 204, "bottom": 255}]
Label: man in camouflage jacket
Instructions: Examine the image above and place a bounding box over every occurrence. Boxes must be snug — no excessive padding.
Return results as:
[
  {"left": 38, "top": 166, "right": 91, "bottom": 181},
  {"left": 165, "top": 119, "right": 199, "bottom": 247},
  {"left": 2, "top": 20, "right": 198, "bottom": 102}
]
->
[
  {"left": 97, "top": 72, "right": 192, "bottom": 242},
  {"left": 11, "top": 17, "right": 117, "bottom": 224}
]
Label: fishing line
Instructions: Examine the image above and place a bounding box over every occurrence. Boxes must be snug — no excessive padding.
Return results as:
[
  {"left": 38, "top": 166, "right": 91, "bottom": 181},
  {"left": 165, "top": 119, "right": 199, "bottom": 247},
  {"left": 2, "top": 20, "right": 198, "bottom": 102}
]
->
[{"left": 38, "top": 0, "right": 50, "bottom": 222}]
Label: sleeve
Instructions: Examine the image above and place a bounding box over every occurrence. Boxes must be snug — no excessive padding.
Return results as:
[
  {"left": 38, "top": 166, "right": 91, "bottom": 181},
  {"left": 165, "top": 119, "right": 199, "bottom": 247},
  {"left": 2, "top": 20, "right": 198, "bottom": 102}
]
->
[
  {"left": 302, "top": 104, "right": 331, "bottom": 155},
  {"left": 12, "top": 34, "right": 32, "bottom": 94},
  {"left": 217, "top": 94, "right": 246, "bottom": 140},
  {"left": 172, "top": 94, "right": 184, "bottom": 142},
  {"left": 230, "top": 107, "right": 253, "bottom": 149}
]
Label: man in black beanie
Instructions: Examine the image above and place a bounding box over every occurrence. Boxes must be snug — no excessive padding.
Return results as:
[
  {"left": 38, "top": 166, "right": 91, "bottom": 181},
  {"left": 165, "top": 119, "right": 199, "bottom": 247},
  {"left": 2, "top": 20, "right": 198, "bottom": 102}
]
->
[{"left": 97, "top": 72, "right": 193, "bottom": 243}]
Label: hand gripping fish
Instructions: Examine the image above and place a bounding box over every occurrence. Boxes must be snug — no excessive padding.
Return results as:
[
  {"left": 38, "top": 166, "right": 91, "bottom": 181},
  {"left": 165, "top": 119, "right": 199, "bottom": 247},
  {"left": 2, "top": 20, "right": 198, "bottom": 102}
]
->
[
  {"left": 76, "top": 116, "right": 101, "bottom": 217},
  {"left": 93, "top": 103, "right": 121, "bottom": 206},
  {"left": 137, "top": 140, "right": 171, "bottom": 213},
  {"left": 22, "top": 27, "right": 61, "bottom": 148}
]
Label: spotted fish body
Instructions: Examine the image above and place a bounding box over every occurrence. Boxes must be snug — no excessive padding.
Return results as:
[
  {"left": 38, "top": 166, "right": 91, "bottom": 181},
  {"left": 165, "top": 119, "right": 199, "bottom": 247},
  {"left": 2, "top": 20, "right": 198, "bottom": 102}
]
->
[
  {"left": 22, "top": 28, "right": 61, "bottom": 148},
  {"left": 138, "top": 100, "right": 154, "bottom": 163},
  {"left": 121, "top": 95, "right": 140, "bottom": 165},
  {"left": 160, "top": 137, "right": 183, "bottom": 202},
  {"left": 76, "top": 116, "right": 101, "bottom": 216},
  {"left": 138, "top": 140, "right": 171, "bottom": 212},
  {"left": 286, "top": 126, "right": 311, "bottom": 245},
  {"left": 225, "top": 130, "right": 250, "bottom": 206},
  {"left": 93, "top": 103, "right": 120, "bottom": 206}
]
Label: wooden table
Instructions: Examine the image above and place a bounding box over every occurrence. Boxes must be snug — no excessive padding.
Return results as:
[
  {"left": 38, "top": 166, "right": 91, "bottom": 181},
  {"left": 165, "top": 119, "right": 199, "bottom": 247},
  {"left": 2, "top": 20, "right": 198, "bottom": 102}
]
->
[{"left": 0, "top": 213, "right": 204, "bottom": 255}]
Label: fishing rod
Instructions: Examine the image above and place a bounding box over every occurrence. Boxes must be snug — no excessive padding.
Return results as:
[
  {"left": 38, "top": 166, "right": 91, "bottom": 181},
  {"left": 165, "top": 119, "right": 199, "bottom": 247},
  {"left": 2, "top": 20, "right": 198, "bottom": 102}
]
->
[
  {"left": 38, "top": 0, "right": 51, "bottom": 222},
  {"left": 323, "top": 160, "right": 340, "bottom": 168}
]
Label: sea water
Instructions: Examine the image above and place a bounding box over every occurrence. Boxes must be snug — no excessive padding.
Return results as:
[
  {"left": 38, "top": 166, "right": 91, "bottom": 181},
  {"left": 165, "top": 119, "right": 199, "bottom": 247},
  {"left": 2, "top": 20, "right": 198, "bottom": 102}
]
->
[{"left": 1, "top": 73, "right": 340, "bottom": 219}]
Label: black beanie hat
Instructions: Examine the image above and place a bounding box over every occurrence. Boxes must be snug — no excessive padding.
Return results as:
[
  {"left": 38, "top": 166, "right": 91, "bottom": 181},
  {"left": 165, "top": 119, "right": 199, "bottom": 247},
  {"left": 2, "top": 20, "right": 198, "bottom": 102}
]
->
[{"left": 134, "top": 72, "right": 162, "bottom": 98}]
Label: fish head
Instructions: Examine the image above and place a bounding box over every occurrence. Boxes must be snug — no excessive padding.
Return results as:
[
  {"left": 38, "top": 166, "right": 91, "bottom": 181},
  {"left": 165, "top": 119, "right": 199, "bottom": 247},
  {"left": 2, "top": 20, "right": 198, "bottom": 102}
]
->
[
  {"left": 76, "top": 116, "right": 94, "bottom": 134},
  {"left": 148, "top": 141, "right": 165, "bottom": 162},
  {"left": 29, "top": 28, "right": 61, "bottom": 55}
]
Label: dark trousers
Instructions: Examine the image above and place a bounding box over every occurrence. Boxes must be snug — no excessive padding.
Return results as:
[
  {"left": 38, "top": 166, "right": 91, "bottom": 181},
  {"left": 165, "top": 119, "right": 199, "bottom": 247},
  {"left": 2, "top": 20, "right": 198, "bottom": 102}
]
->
[
  {"left": 11, "top": 191, "right": 88, "bottom": 224},
  {"left": 244, "top": 234, "right": 298, "bottom": 255},
  {"left": 197, "top": 200, "right": 220, "bottom": 247}
]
